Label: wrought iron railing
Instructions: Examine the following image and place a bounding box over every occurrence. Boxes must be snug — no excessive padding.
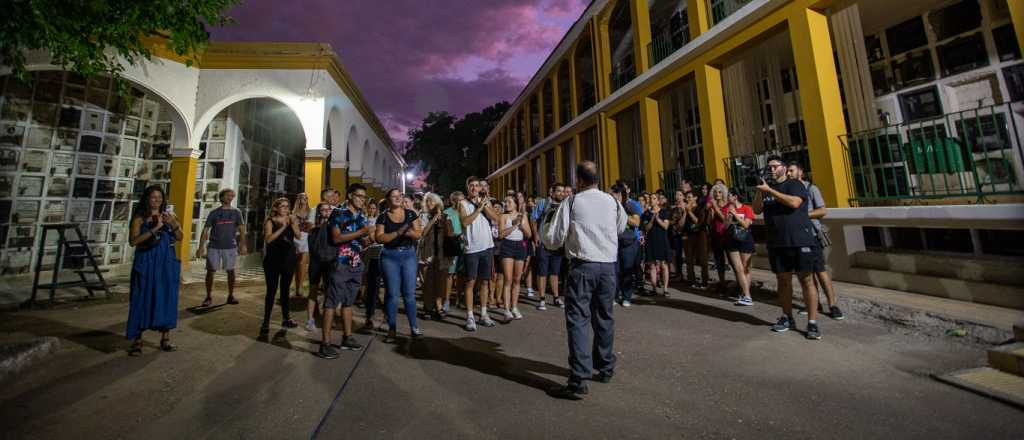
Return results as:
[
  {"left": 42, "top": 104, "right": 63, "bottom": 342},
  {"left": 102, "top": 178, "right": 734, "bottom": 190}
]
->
[
  {"left": 647, "top": 26, "right": 690, "bottom": 68},
  {"left": 609, "top": 64, "right": 636, "bottom": 93},
  {"left": 659, "top": 165, "right": 707, "bottom": 196},
  {"left": 710, "top": 0, "right": 752, "bottom": 26},
  {"left": 839, "top": 101, "right": 1024, "bottom": 205}
]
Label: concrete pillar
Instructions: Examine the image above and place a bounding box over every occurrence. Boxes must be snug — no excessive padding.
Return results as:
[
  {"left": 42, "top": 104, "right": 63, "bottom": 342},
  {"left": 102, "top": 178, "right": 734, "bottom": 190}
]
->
[
  {"left": 789, "top": 7, "right": 852, "bottom": 207},
  {"left": 594, "top": 17, "right": 612, "bottom": 100},
  {"left": 1010, "top": 0, "right": 1024, "bottom": 59},
  {"left": 639, "top": 96, "right": 665, "bottom": 191},
  {"left": 600, "top": 111, "right": 620, "bottom": 187},
  {"left": 168, "top": 148, "right": 201, "bottom": 264},
  {"left": 555, "top": 141, "right": 565, "bottom": 183},
  {"left": 630, "top": 0, "right": 653, "bottom": 73},
  {"left": 552, "top": 73, "right": 562, "bottom": 129},
  {"left": 686, "top": 0, "right": 710, "bottom": 40},
  {"left": 304, "top": 149, "right": 330, "bottom": 208},
  {"left": 569, "top": 45, "right": 580, "bottom": 119},
  {"left": 695, "top": 64, "right": 730, "bottom": 184},
  {"left": 330, "top": 164, "right": 347, "bottom": 194}
]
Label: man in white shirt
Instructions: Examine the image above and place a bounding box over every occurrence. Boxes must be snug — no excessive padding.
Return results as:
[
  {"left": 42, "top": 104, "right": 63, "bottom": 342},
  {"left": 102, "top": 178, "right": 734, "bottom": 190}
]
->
[
  {"left": 543, "top": 161, "right": 627, "bottom": 400},
  {"left": 460, "top": 176, "right": 502, "bottom": 331}
]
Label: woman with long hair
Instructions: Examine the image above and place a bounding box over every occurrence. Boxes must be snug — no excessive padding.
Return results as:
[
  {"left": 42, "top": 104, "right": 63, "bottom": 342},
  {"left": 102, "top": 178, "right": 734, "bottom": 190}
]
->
[
  {"left": 518, "top": 192, "right": 536, "bottom": 299},
  {"left": 375, "top": 188, "right": 424, "bottom": 342},
  {"left": 643, "top": 193, "right": 672, "bottom": 296},
  {"left": 262, "top": 197, "right": 301, "bottom": 334},
  {"left": 305, "top": 202, "right": 335, "bottom": 332},
  {"left": 417, "top": 192, "right": 448, "bottom": 321},
  {"left": 725, "top": 189, "right": 756, "bottom": 306},
  {"left": 126, "top": 185, "right": 184, "bottom": 355},
  {"left": 292, "top": 193, "right": 312, "bottom": 299},
  {"left": 706, "top": 183, "right": 731, "bottom": 293},
  {"left": 361, "top": 199, "right": 385, "bottom": 331},
  {"left": 669, "top": 189, "right": 687, "bottom": 280},
  {"left": 498, "top": 195, "right": 531, "bottom": 321}
]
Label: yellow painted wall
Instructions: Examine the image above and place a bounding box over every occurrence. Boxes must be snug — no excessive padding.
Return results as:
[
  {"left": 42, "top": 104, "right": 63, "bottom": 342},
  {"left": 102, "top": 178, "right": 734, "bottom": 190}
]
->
[
  {"left": 168, "top": 155, "right": 199, "bottom": 264},
  {"left": 304, "top": 156, "right": 326, "bottom": 208}
]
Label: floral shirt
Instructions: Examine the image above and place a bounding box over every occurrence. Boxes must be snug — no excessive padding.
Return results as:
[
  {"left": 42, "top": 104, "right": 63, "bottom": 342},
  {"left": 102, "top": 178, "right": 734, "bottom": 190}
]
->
[{"left": 329, "top": 206, "right": 367, "bottom": 266}]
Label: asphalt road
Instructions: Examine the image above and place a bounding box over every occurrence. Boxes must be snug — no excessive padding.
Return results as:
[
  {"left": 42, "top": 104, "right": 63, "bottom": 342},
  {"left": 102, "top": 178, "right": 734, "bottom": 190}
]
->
[{"left": 1, "top": 280, "right": 1022, "bottom": 439}]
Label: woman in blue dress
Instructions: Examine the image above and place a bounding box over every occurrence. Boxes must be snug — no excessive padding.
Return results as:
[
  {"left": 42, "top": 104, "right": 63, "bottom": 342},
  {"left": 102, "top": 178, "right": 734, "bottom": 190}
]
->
[{"left": 126, "top": 185, "right": 183, "bottom": 356}]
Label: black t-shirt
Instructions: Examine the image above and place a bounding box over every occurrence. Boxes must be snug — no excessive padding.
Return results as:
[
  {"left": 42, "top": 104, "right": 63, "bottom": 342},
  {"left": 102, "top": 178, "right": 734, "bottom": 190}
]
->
[
  {"left": 763, "top": 178, "right": 818, "bottom": 248},
  {"left": 377, "top": 209, "right": 418, "bottom": 249}
]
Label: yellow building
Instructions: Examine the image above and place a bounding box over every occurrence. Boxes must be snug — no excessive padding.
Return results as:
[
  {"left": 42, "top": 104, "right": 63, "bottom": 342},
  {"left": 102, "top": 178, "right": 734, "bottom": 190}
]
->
[{"left": 485, "top": 0, "right": 1024, "bottom": 309}]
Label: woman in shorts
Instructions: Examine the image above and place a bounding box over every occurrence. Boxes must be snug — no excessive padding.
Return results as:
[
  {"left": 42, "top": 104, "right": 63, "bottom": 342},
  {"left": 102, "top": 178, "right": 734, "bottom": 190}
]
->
[
  {"left": 724, "top": 189, "right": 756, "bottom": 306},
  {"left": 498, "top": 195, "right": 531, "bottom": 321}
]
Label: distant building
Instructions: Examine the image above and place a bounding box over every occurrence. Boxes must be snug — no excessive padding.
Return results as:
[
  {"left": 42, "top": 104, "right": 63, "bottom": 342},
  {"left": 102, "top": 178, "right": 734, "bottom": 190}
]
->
[{"left": 485, "top": 0, "right": 1024, "bottom": 309}]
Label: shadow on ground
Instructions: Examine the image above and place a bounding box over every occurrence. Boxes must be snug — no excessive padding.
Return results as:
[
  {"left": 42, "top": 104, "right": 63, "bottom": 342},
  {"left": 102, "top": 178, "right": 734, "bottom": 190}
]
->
[{"left": 392, "top": 336, "right": 567, "bottom": 392}]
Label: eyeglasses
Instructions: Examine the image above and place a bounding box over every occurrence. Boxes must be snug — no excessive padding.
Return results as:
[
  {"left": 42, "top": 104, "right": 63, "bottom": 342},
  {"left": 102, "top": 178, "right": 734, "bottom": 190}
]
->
[{"left": 351, "top": 193, "right": 367, "bottom": 199}]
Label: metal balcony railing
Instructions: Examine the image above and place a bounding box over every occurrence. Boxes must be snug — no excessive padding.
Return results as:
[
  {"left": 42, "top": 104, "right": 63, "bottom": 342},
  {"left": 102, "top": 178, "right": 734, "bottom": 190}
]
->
[
  {"left": 647, "top": 27, "right": 689, "bottom": 68},
  {"left": 609, "top": 66, "right": 636, "bottom": 93},
  {"left": 710, "top": 0, "right": 752, "bottom": 26},
  {"left": 659, "top": 165, "right": 707, "bottom": 196},
  {"left": 839, "top": 101, "right": 1024, "bottom": 205}
]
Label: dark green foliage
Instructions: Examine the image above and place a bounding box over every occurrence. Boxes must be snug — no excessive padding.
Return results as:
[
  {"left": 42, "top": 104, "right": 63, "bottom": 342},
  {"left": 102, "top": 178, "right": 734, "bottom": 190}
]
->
[
  {"left": 404, "top": 101, "right": 510, "bottom": 193},
  {"left": 0, "top": 0, "right": 236, "bottom": 93}
]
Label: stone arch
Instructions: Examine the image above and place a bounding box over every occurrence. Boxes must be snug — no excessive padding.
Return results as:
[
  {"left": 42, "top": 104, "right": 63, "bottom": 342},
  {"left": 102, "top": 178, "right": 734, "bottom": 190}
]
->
[
  {"left": 346, "top": 124, "right": 363, "bottom": 175},
  {"left": 193, "top": 92, "right": 318, "bottom": 151}
]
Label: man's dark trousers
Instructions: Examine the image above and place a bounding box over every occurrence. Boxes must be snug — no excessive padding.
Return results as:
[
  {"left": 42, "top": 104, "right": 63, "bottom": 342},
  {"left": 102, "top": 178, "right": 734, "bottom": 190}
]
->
[
  {"left": 564, "top": 260, "right": 617, "bottom": 385},
  {"left": 616, "top": 240, "right": 640, "bottom": 302}
]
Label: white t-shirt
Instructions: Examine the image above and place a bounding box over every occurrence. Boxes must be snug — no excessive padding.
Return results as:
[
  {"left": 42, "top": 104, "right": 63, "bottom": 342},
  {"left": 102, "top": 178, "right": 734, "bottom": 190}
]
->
[{"left": 460, "top": 199, "right": 494, "bottom": 254}]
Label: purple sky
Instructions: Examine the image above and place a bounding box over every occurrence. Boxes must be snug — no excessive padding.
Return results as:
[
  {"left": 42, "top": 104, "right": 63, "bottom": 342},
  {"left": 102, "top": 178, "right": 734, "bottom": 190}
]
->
[{"left": 209, "top": 0, "right": 588, "bottom": 145}]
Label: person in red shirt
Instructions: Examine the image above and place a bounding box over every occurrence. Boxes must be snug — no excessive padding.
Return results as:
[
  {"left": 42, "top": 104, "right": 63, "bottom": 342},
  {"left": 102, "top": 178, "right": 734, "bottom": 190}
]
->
[
  {"left": 706, "top": 183, "right": 731, "bottom": 294},
  {"left": 725, "top": 189, "right": 756, "bottom": 306}
]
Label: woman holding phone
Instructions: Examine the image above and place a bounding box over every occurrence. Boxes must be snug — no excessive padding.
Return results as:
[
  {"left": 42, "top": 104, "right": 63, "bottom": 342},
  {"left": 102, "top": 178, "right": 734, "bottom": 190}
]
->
[
  {"left": 126, "top": 185, "right": 184, "bottom": 356},
  {"left": 498, "top": 194, "right": 531, "bottom": 321},
  {"left": 375, "top": 188, "right": 424, "bottom": 343}
]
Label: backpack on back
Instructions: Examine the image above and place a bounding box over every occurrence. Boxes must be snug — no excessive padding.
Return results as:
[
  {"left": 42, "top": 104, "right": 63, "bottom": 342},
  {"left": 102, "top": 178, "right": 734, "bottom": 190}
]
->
[{"left": 311, "top": 225, "right": 337, "bottom": 263}]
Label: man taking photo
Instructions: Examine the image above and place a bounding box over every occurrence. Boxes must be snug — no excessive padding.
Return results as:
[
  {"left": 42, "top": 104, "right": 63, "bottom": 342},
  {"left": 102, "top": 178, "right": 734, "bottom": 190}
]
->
[{"left": 753, "top": 155, "right": 823, "bottom": 340}]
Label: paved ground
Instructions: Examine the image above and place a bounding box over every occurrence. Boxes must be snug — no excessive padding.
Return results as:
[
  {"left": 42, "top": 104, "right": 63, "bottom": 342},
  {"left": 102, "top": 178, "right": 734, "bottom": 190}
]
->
[{"left": 1, "top": 276, "right": 1022, "bottom": 440}]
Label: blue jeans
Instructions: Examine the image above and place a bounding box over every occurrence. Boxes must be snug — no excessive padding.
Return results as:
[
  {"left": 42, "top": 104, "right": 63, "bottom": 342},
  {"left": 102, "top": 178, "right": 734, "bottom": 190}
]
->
[
  {"left": 381, "top": 246, "right": 418, "bottom": 331},
  {"left": 565, "top": 261, "right": 617, "bottom": 385}
]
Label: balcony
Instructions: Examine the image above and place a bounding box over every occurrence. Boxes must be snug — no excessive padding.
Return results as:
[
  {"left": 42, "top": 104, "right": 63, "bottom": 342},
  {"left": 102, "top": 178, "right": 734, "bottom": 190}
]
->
[
  {"left": 709, "top": 0, "right": 751, "bottom": 27},
  {"left": 647, "top": 12, "right": 690, "bottom": 68},
  {"left": 609, "top": 61, "right": 636, "bottom": 93},
  {"left": 840, "top": 101, "right": 1024, "bottom": 206}
]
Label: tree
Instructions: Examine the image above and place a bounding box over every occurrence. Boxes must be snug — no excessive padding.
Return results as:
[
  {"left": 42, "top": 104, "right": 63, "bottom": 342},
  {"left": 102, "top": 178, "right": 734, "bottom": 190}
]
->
[
  {"left": 1, "top": 0, "right": 236, "bottom": 88},
  {"left": 404, "top": 101, "right": 510, "bottom": 193}
]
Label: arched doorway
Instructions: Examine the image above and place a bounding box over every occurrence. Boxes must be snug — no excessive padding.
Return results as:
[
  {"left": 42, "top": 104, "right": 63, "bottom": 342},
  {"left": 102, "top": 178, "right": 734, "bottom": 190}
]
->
[{"left": 192, "top": 98, "right": 306, "bottom": 253}]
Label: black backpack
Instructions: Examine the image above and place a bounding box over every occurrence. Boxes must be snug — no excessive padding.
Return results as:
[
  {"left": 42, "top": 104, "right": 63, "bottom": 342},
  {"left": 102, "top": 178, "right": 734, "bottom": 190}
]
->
[{"left": 311, "top": 225, "right": 337, "bottom": 263}]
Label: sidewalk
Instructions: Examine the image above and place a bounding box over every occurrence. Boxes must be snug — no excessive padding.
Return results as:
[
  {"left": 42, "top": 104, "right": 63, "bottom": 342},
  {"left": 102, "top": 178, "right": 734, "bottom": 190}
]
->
[{"left": 745, "top": 268, "right": 1021, "bottom": 345}]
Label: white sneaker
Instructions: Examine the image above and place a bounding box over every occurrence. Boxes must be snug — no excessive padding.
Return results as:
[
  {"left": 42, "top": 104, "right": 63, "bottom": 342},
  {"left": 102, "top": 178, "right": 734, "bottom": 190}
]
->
[
  {"left": 503, "top": 309, "right": 514, "bottom": 321},
  {"left": 735, "top": 296, "right": 754, "bottom": 306},
  {"left": 305, "top": 318, "right": 317, "bottom": 332},
  {"left": 512, "top": 308, "right": 523, "bottom": 320},
  {"left": 622, "top": 300, "right": 631, "bottom": 307},
  {"left": 442, "top": 299, "right": 450, "bottom": 314},
  {"left": 480, "top": 316, "right": 497, "bottom": 327},
  {"left": 555, "top": 297, "right": 565, "bottom": 307},
  {"left": 537, "top": 301, "right": 547, "bottom": 311},
  {"left": 464, "top": 317, "right": 477, "bottom": 332},
  {"left": 526, "top": 288, "right": 536, "bottom": 298}
]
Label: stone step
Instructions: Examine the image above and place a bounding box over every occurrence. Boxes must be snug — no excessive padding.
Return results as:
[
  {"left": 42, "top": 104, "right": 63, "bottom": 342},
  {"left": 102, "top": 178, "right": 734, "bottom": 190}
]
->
[
  {"left": 936, "top": 367, "right": 1024, "bottom": 409},
  {"left": 989, "top": 342, "right": 1024, "bottom": 377},
  {"left": 851, "top": 251, "right": 1024, "bottom": 286}
]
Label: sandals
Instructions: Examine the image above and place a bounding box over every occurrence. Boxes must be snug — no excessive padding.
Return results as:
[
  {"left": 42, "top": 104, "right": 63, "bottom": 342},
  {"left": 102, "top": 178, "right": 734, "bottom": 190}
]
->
[
  {"left": 160, "top": 338, "right": 177, "bottom": 352},
  {"left": 128, "top": 341, "right": 143, "bottom": 356},
  {"left": 226, "top": 296, "right": 239, "bottom": 305},
  {"left": 201, "top": 297, "right": 213, "bottom": 308}
]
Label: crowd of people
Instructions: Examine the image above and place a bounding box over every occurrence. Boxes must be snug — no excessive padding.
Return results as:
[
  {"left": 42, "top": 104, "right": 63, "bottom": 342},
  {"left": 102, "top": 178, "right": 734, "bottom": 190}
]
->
[{"left": 123, "top": 157, "right": 843, "bottom": 399}]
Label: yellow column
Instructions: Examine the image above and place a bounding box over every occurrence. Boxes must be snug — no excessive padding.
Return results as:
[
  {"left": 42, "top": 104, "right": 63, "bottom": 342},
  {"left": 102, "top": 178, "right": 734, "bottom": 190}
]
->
[
  {"left": 594, "top": 18, "right": 611, "bottom": 100},
  {"left": 695, "top": 64, "right": 730, "bottom": 184},
  {"left": 538, "top": 89, "right": 546, "bottom": 139},
  {"left": 639, "top": 96, "right": 665, "bottom": 191},
  {"left": 1010, "top": 1, "right": 1024, "bottom": 57},
  {"left": 552, "top": 73, "right": 561, "bottom": 129},
  {"left": 329, "top": 165, "right": 347, "bottom": 194},
  {"left": 554, "top": 142, "right": 565, "bottom": 183},
  {"left": 600, "top": 111, "right": 620, "bottom": 186},
  {"left": 569, "top": 46, "right": 579, "bottom": 118},
  {"left": 524, "top": 105, "right": 532, "bottom": 149},
  {"left": 168, "top": 148, "right": 200, "bottom": 264},
  {"left": 687, "top": 0, "right": 710, "bottom": 40},
  {"left": 630, "top": 0, "right": 653, "bottom": 73},
  {"left": 304, "top": 149, "right": 329, "bottom": 208},
  {"left": 789, "top": 7, "right": 851, "bottom": 207}
]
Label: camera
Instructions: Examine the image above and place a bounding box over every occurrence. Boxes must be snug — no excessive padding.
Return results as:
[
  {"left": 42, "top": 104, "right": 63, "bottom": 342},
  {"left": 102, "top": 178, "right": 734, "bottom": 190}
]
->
[{"left": 743, "top": 166, "right": 773, "bottom": 187}]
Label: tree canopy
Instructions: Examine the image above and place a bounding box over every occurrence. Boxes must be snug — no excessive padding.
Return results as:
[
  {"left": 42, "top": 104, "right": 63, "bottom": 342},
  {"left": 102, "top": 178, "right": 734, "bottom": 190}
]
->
[
  {"left": 1, "top": 0, "right": 236, "bottom": 86},
  {"left": 404, "top": 101, "right": 510, "bottom": 193}
]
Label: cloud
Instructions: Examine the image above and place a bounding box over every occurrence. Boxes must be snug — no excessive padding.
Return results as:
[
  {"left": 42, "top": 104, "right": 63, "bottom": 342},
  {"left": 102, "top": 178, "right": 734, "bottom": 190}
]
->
[{"left": 209, "top": 0, "right": 587, "bottom": 144}]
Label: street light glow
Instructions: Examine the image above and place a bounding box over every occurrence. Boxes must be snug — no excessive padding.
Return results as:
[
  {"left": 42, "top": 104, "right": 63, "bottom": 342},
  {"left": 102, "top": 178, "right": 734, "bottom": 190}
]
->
[{"left": 405, "top": 172, "right": 415, "bottom": 180}]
